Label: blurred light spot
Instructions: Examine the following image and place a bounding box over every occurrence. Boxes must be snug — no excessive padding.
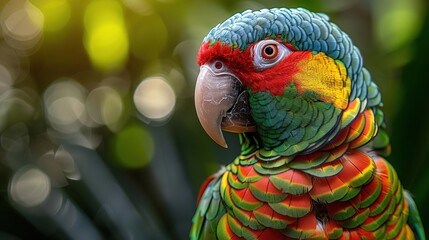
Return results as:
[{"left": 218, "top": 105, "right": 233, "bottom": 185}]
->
[
  {"left": 173, "top": 40, "right": 200, "bottom": 89},
  {"left": 0, "top": 43, "right": 27, "bottom": 84},
  {"left": 38, "top": 146, "right": 80, "bottom": 187},
  {"left": 168, "top": 67, "right": 187, "bottom": 96},
  {"left": 32, "top": 0, "right": 71, "bottom": 32},
  {"left": 377, "top": 9, "right": 420, "bottom": 52},
  {"left": 38, "top": 150, "right": 68, "bottom": 187},
  {"left": 122, "top": 0, "right": 152, "bottom": 15},
  {"left": 134, "top": 76, "right": 176, "bottom": 122},
  {"left": 1, "top": 0, "right": 44, "bottom": 50},
  {"left": 0, "top": 65, "right": 13, "bottom": 85},
  {"left": 84, "top": 0, "right": 129, "bottom": 72},
  {"left": 85, "top": 24, "right": 128, "bottom": 72},
  {"left": 114, "top": 124, "right": 154, "bottom": 168},
  {"left": 185, "top": 1, "right": 229, "bottom": 41},
  {"left": 55, "top": 145, "right": 80, "bottom": 180},
  {"left": 0, "top": 89, "right": 38, "bottom": 132},
  {"left": 0, "top": 65, "right": 13, "bottom": 94},
  {"left": 129, "top": 13, "right": 167, "bottom": 60},
  {"left": 44, "top": 79, "right": 87, "bottom": 133},
  {"left": 375, "top": 0, "right": 423, "bottom": 54},
  {"left": 9, "top": 167, "right": 51, "bottom": 207},
  {"left": 100, "top": 76, "right": 131, "bottom": 94},
  {"left": 86, "top": 86, "right": 123, "bottom": 131},
  {"left": 1, "top": 123, "right": 29, "bottom": 152},
  {"left": 48, "top": 97, "right": 85, "bottom": 125},
  {"left": 84, "top": 0, "right": 122, "bottom": 30}
]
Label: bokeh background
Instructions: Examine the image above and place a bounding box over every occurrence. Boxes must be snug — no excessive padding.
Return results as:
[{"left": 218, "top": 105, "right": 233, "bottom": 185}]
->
[{"left": 0, "top": 0, "right": 428, "bottom": 239}]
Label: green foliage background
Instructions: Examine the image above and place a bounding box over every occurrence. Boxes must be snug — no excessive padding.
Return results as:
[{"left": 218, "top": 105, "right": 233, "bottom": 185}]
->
[{"left": 0, "top": 0, "right": 427, "bottom": 239}]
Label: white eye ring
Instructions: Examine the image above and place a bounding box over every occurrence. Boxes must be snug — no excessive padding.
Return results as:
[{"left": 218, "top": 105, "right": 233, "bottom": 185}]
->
[{"left": 252, "top": 40, "right": 292, "bottom": 71}]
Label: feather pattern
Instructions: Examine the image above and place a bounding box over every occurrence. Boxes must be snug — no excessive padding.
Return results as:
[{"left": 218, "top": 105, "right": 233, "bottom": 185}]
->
[
  {"left": 191, "top": 107, "right": 423, "bottom": 239},
  {"left": 191, "top": 7, "right": 425, "bottom": 240},
  {"left": 192, "top": 115, "right": 421, "bottom": 239}
]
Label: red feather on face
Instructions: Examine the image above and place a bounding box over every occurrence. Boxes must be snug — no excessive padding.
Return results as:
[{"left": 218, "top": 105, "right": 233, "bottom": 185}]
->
[{"left": 197, "top": 40, "right": 311, "bottom": 96}]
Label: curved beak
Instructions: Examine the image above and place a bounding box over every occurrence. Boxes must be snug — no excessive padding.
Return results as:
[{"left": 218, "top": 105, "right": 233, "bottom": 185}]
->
[{"left": 195, "top": 64, "right": 256, "bottom": 148}]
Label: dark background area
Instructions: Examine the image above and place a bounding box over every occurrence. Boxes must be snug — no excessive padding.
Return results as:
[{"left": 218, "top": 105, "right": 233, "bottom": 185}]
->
[{"left": 0, "top": 0, "right": 428, "bottom": 239}]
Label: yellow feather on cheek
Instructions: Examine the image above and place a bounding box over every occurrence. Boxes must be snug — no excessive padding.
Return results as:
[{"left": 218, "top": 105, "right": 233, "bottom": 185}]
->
[{"left": 294, "top": 52, "right": 351, "bottom": 109}]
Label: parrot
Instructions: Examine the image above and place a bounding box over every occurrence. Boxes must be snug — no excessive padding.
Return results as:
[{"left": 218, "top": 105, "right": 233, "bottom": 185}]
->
[{"left": 191, "top": 7, "right": 425, "bottom": 240}]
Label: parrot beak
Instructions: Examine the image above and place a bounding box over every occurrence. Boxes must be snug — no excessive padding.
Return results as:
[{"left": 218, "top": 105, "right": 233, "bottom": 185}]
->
[{"left": 195, "top": 64, "right": 256, "bottom": 148}]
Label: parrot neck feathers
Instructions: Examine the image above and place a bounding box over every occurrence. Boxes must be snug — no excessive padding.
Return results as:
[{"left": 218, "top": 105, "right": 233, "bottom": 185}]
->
[
  {"left": 243, "top": 93, "right": 379, "bottom": 159},
  {"left": 249, "top": 83, "right": 344, "bottom": 155}
]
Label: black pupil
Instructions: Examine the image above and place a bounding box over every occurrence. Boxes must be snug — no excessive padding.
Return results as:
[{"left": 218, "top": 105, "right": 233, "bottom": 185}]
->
[
  {"left": 265, "top": 46, "right": 274, "bottom": 55},
  {"left": 214, "top": 61, "right": 223, "bottom": 69}
]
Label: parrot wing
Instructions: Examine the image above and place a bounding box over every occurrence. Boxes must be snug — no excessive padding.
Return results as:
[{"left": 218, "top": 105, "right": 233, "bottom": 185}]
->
[
  {"left": 190, "top": 169, "right": 226, "bottom": 240},
  {"left": 404, "top": 191, "right": 426, "bottom": 240}
]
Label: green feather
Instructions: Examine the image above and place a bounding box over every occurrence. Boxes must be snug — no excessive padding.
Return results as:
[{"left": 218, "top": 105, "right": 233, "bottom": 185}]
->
[
  {"left": 301, "top": 162, "right": 343, "bottom": 177},
  {"left": 269, "top": 174, "right": 312, "bottom": 195},
  {"left": 331, "top": 205, "right": 357, "bottom": 221},
  {"left": 236, "top": 166, "right": 262, "bottom": 183},
  {"left": 311, "top": 184, "right": 349, "bottom": 204},
  {"left": 248, "top": 183, "right": 288, "bottom": 203},
  {"left": 250, "top": 83, "right": 343, "bottom": 156},
  {"left": 369, "top": 190, "right": 393, "bottom": 217},
  {"left": 225, "top": 214, "right": 244, "bottom": 237},
  {"left": 215, "top": 215, "right": 230, "bottom": 240},
  {"left": 340, "top": 187, "right": 361, "bottom": 201},
  {"left": 269, "top": 200, "right": 310, "bottom": 218},
  {"left": 232, "top": 206, "right": 263, "bottom": 230},
  {"left": 404, "top": 191, "right": 426, "bottom": 240},
  {"left": 361, "top": 211, "right": 390, "bottom": 231},
  {"left": 340, "top": 208, "right": 370, "bottom": 229},
  {"left": 261, "top": 157, "right": 292, "bottom": 168},
  {"left": 387, "top": 212, "right": 405, "bottom": 239},
  {"left": 190, "top": 173, "right": 226, "bottom": 240},
  {"left": 230, "top": 189, "right": 263, "bottom": 211},
  {"left": 227, "top": 172, "right": 248, "bottom": 190},
  {"left": 288, "top": 152, "right": 330, "bottom": 170},
  {"left": 253, "top": 162, "right": 290, "bottom": 175},
  {"left": 253, "top": 208, "right": 290, "bottom": 229},
  {"left": 239, "top": 133, "right": 259, "bottom": 156},
  {"left": 372, "top": 225, "right": 388, "bottom": 239},
  {"left": 360, "top": 179, "right": 382, "bottom": 208}
]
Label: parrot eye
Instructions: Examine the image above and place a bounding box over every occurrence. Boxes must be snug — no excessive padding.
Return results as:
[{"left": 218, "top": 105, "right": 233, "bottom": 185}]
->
[
  {"left": 262, "top": 44, "right": 278, "bottom": 59},
  {"left": 214, "top": 61, "right": 224, "bottom": 70},
  {"left": 253, "top": 40, "right": 292, "bottom": 71},
  {"left": 210, "top": 60, "right": 227, "bottom": 73}
]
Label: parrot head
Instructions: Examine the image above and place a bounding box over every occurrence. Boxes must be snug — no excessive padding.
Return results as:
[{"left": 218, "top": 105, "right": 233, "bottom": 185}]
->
[{"left": 195, "top": 8, "right": 380, "bottom": 155}]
